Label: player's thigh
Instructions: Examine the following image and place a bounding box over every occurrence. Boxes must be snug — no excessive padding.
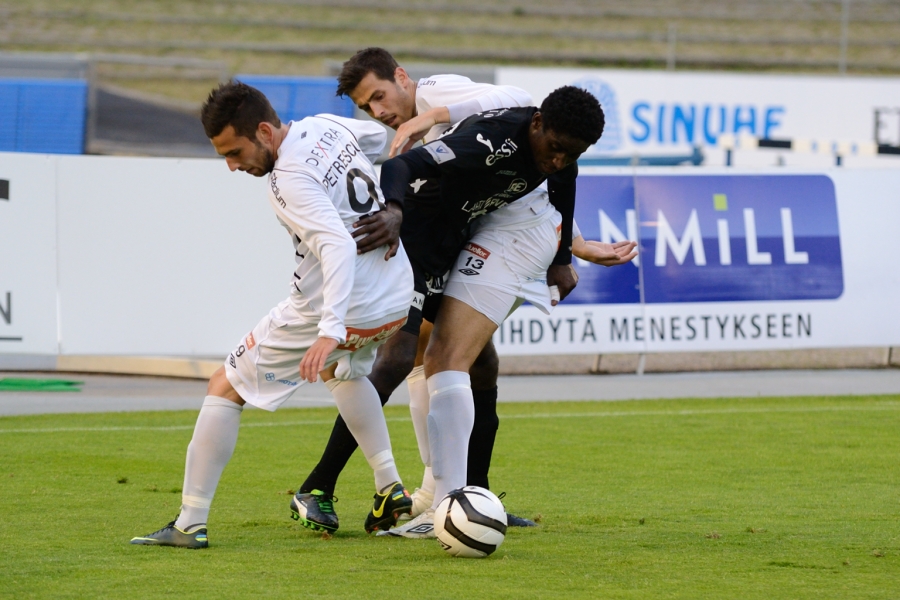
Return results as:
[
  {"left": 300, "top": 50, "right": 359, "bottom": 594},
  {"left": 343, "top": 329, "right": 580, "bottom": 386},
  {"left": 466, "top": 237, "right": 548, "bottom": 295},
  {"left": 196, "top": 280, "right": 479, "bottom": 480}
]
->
[
  {"left": 367, "top": 319, "right": 421, "bottom": 396},
  {"left": 424, "top": 296, "right": 499, "bottom": 376}
]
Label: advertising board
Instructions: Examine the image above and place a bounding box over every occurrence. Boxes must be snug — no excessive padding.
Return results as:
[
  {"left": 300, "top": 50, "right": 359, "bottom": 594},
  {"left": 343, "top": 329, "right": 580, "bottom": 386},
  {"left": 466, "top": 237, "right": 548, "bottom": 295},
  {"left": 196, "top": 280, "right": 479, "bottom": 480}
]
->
[
  {"left": 496, "top": 68, "right": 900, "bottom": 157},
  {"left": 0, "top": 153, "right": 59, "bottom": 354},
  {"left": 3, "top": 152, "right": 897, "bottom": 359},
  {"left": 492, "top": 167, "right": 900, "bottom": 355}
]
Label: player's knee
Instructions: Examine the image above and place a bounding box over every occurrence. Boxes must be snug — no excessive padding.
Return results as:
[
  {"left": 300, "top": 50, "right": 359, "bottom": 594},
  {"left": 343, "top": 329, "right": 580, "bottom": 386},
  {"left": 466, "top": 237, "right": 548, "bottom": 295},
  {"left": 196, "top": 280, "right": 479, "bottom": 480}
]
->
[
  {"left": 206, "top": 367, "right": 228, "bottom": 395},
  {"left": 207, "top": 367, "right": 243, "bottom": 404},
  {"left": 469, "top": 344, "right": 499, "bottom": 389}
]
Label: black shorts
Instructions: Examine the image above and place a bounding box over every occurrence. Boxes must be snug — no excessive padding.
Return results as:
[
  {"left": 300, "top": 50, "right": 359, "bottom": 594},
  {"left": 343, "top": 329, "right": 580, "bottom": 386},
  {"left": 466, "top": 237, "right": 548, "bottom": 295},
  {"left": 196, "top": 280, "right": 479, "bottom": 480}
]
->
[{"left": 401, "top": 258, "right": 448, "bottom": 336}]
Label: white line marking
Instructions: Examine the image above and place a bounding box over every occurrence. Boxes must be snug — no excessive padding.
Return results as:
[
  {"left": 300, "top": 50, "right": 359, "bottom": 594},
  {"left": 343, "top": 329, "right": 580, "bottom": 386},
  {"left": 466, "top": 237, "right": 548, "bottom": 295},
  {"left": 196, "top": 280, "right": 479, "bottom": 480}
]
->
[{"left": 0, "top": 402, "right": 897, "bottom": 434}]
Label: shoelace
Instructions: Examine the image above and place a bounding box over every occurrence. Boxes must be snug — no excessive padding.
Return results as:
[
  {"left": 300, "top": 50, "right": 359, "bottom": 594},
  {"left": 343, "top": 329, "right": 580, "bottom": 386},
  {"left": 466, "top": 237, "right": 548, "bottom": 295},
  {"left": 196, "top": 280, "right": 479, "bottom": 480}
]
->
[
  {"left": 146, "top": 519, "right": 178, "bottom": 536},
  {"left": 315, "top": 494, "right": 337, "bottom": 515}
]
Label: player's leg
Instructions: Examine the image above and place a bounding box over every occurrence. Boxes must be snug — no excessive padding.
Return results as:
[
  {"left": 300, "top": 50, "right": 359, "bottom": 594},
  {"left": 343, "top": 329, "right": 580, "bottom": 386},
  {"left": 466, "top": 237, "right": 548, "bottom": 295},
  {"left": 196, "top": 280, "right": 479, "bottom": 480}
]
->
[
  {"left": 406, "top": 334, "right": 497, "bottom": 514},
  {"left": 131, "top": 366, "right": 245, "bottom": 549},
  {"left": 404, "top": 319, "right": 437, "bottom": 517},
  {"left": 133, "top": 301, "right": 337, "bottom": 547},
  {"left": 423, "top": 297, "right": 500, "bottom": 510},
  {"left": 467, "top": 340, "right": 500, "bottom": 490},
  {"left": 378, "top": 298, "right": 498, "bottom": 539},
  {"left": 292, "top": 326, "right": 418, "bottom": 532},
  {"left": 322, "top": 310, "right": 414, "bottom": 533}
]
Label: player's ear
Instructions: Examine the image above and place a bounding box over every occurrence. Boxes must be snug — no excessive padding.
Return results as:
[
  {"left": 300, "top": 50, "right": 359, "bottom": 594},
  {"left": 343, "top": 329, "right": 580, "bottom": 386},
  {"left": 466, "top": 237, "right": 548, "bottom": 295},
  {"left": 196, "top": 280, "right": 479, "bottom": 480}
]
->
[
  {"left": 530, "top": 111, "right": 544, "bottom": 133},
  {"left": 256, "top": 122, "right": 275, "bottom": 146},
  {"left": 394, "top": 67, "right": 409, "bottom": 86}
]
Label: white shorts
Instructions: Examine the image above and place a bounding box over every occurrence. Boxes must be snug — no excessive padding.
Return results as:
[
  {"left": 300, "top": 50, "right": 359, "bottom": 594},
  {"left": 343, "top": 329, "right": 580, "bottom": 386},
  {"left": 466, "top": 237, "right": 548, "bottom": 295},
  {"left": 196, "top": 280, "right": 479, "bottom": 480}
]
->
[
  {"left": 224, "top": 299, "right": 408, "bottom": 411},
  {"left": 443, "top": 210, "right": 562, "bottom": 326}
]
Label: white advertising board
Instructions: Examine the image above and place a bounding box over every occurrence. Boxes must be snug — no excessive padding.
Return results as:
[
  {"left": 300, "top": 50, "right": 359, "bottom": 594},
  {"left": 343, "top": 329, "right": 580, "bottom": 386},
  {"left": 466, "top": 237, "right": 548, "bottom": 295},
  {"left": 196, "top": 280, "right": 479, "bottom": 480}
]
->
[
  {"left": 495, "top": 67, "right": 900, "bottom": 156},
  {"left": 54, "top": 155, "right": 294, "bottom": 356},
  {"left": 0, "top": 153, "right": 59, "bottom": 354},
  {"left": 492, "top": 167, "right": 900, "bottom": 356}
]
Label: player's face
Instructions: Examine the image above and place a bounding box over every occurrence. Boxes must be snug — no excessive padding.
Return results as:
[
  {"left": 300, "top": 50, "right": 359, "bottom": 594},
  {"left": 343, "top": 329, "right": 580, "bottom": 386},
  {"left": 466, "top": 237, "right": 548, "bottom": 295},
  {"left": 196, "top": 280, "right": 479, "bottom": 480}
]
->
[
  {"left": 349, "top": 69, "right": 415, "bottom": 129},
  {"left": 210, "top": 124, "right": 276, "bottom": 177},
  {"left": 528, "top": 113, "right": 591, "bottom": 175}
]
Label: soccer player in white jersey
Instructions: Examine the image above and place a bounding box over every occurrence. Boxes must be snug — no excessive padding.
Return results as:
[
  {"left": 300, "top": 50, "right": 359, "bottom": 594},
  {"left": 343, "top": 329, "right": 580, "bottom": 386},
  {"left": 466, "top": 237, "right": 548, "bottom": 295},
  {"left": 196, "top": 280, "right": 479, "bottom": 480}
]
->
[
  {"left": 131, "top": 81, "right": 415, "bottom": 548},
  {"left": 290, "top": 48, "right": 635, "bottom": 538}
]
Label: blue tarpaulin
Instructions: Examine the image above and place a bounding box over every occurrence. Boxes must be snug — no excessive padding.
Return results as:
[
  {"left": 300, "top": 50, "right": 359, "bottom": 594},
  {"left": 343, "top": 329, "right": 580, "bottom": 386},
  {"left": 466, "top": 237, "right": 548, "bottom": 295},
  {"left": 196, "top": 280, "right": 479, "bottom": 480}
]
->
[{"left": 0, "top": 78, "right": 87, "bottom": 154}]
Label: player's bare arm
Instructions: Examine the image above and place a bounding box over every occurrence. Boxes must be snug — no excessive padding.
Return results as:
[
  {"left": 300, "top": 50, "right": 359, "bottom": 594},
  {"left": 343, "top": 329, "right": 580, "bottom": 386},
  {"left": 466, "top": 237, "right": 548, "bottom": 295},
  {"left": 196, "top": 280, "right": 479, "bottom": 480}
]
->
[
  {"left": 389, "top": 107, "right": 451, "bottom": 158},
  {"left": 574, "top": 238, "right": 638, "bottom": 267}
]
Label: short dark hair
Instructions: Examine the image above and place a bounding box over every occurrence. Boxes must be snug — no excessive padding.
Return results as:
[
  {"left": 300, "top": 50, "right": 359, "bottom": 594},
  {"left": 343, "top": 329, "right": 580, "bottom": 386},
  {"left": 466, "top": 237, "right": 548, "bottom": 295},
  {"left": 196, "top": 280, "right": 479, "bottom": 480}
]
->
[
  {"left": 200, "top": 80, "right": 281, "bottom": 140},
  {"left": 539, "top": 86, "right": 605, "bottom": 146},
  {"left": 336, "top": 47, "right": 399, "bottom": 98}
]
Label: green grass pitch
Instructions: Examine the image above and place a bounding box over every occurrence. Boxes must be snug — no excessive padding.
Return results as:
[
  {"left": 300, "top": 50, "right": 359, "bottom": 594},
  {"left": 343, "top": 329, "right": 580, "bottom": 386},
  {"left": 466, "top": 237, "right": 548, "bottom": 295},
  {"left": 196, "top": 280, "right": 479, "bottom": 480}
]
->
[{"left": 1, "top": 395, "right": 898, "bottom": 599}]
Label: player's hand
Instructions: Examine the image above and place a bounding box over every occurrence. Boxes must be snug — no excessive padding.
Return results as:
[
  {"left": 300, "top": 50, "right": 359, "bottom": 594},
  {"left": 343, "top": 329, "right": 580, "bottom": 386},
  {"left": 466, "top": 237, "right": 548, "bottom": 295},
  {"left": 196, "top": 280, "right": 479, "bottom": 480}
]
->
[
  {"left": 547, "top": 263, "right": 579, "bottom": 306},
  {"left": 388, "top": 109, "right": 447, "bottom": 157},
  {"left": 352, "top": 202, "right": 403, "bottom": 260},
  {"left": 299, "top": 337, "right": 339, "bottom": 383},
  {"left": 574, "top": 239, "right": 638, "bottom": 267},
  {"left": 389, "top": 115, "right": 433, "bottom": 158}
]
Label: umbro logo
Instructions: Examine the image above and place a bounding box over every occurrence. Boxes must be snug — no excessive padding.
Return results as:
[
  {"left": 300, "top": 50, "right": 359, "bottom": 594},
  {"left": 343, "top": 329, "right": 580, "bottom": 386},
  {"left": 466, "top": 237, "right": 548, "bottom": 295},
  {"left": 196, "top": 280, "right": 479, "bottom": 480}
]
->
[
  {"left": 458, "top": 268, "right": 479, "bottom": 276},
  {"left": 408, "top": 524, "right": 434, "bottom": 534}
]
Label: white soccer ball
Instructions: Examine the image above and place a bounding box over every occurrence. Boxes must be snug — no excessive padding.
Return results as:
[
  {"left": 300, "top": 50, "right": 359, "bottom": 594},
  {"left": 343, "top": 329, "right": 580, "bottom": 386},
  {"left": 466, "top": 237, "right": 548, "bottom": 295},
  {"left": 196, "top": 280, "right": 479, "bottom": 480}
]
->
[{"left": 433, "top": 486, "right": 507, "bottom": 558}]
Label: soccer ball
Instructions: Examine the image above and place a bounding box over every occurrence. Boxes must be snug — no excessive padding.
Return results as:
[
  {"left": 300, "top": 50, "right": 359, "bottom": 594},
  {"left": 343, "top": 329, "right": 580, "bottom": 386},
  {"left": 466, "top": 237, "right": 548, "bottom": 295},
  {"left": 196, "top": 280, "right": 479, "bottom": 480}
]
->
[{"left": 433, "top": 486, "right": 507, "bottom": 558}]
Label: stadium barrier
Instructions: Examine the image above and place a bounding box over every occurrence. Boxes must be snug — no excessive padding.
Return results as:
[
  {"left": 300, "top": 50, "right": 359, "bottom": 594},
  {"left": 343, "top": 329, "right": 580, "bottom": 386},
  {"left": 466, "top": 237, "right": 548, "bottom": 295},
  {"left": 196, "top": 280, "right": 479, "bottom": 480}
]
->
[{"left": 1, "top": 153, "right": 899, "bottom": 374}]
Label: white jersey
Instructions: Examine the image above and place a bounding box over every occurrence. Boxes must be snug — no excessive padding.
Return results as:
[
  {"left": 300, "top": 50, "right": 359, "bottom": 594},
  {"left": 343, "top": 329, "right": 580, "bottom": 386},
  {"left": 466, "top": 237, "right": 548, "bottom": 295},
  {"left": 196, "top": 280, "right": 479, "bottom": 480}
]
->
[
  {"left": 268, "top": 114, "right": 413, "bottom": 343},
  {"left": 414, "top": 75, "right": 555, "bottom": 231}
]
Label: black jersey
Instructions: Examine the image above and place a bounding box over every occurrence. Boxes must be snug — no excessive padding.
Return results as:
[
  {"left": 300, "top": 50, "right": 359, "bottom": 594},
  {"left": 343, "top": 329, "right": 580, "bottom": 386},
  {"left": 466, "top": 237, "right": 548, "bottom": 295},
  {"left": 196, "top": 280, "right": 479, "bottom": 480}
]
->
[{"left": 380, "top": 106, "right": 577, "bottom": 277}]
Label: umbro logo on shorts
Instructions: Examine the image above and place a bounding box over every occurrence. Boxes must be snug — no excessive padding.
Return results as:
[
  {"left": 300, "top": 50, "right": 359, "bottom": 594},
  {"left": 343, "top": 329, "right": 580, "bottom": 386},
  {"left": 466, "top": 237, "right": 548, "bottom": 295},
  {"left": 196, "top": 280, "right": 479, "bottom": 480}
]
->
[{"left": 458, "top": 268, "right": 479, "bottom": 276}]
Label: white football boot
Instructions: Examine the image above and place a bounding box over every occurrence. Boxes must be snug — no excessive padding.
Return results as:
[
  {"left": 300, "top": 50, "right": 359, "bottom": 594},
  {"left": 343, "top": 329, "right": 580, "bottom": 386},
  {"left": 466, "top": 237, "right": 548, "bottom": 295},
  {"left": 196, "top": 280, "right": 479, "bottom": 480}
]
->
[
  {"left": 397, "top": 487, "right": 435, "bottom": 522},
  {"left": 376, "top": 508, "right": 435, "bottom": 538}
]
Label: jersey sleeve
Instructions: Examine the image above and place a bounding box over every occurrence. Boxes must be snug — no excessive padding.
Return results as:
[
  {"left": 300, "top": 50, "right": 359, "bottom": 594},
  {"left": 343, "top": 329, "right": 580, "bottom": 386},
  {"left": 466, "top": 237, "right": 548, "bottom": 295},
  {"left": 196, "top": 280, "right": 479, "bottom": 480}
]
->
[
  {"left": 315, "top": 114, "right": 387, "bottom": 163},
  {"left": 446, "top": 85, "right": 533, "bottom": 124},
  {"left": 547, "top": 163, "right": 578, "bottom": 265},
  {"left": 417, "top": 75, "right": 532, "bottom": 131},
  {"left": 269, "top": 168, "right": 357, "bottom": 343}
]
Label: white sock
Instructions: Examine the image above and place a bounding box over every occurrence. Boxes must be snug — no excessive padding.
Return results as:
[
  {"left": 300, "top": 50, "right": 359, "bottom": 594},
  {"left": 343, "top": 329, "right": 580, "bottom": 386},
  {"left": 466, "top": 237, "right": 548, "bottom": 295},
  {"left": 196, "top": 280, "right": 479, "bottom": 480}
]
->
[
  {"left": 175, "top": 396, "right": 243, "bottom": 529},
  {"left": 407, "top": 365, "right": 430, "bottom": 467},
  {"left": 426, "top": 371, "right": 474, "bottom": 509},
  {"left": 327, "top": 377, "right": 400, "bottom": 492},
  {"left": 420, "top": 466, "right": 436, "bottom": 498}
]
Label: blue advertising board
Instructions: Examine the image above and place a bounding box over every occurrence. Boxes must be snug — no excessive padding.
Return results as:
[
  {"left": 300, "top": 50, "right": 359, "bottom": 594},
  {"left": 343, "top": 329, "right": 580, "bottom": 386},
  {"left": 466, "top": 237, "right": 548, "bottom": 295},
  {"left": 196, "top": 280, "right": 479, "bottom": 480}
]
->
[{"left": 569, "top": 174, "right": 843, "bottom": 305}]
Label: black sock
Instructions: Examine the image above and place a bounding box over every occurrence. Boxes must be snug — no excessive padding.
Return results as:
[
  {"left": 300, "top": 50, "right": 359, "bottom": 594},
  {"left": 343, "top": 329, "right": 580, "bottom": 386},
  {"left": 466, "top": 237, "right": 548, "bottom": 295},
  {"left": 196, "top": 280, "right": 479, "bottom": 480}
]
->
[
  {"left": 298, "top": 391, "right": 391, "bottom": 496},
  {"left": 466, "top": 386, "right": 499, "bottom": 489}
]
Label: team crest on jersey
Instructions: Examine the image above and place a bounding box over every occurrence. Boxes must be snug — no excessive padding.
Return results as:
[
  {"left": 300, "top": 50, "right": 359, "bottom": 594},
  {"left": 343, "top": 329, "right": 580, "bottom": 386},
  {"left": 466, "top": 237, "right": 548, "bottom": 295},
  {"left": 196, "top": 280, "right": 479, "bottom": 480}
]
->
[
  {"left": 465, "top": 242, "right": 491, "bottom": 259},
  {"left": 424, "top": 141, "right": 456, "bottom": 164}
]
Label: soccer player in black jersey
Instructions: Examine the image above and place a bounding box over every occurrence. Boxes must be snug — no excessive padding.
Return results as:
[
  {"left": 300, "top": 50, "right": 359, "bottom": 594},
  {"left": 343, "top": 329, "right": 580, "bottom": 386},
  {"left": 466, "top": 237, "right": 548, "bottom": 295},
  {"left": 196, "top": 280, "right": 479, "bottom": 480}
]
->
[{"left": 371, "top": 86, "right": 606, "bottom": 536}]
